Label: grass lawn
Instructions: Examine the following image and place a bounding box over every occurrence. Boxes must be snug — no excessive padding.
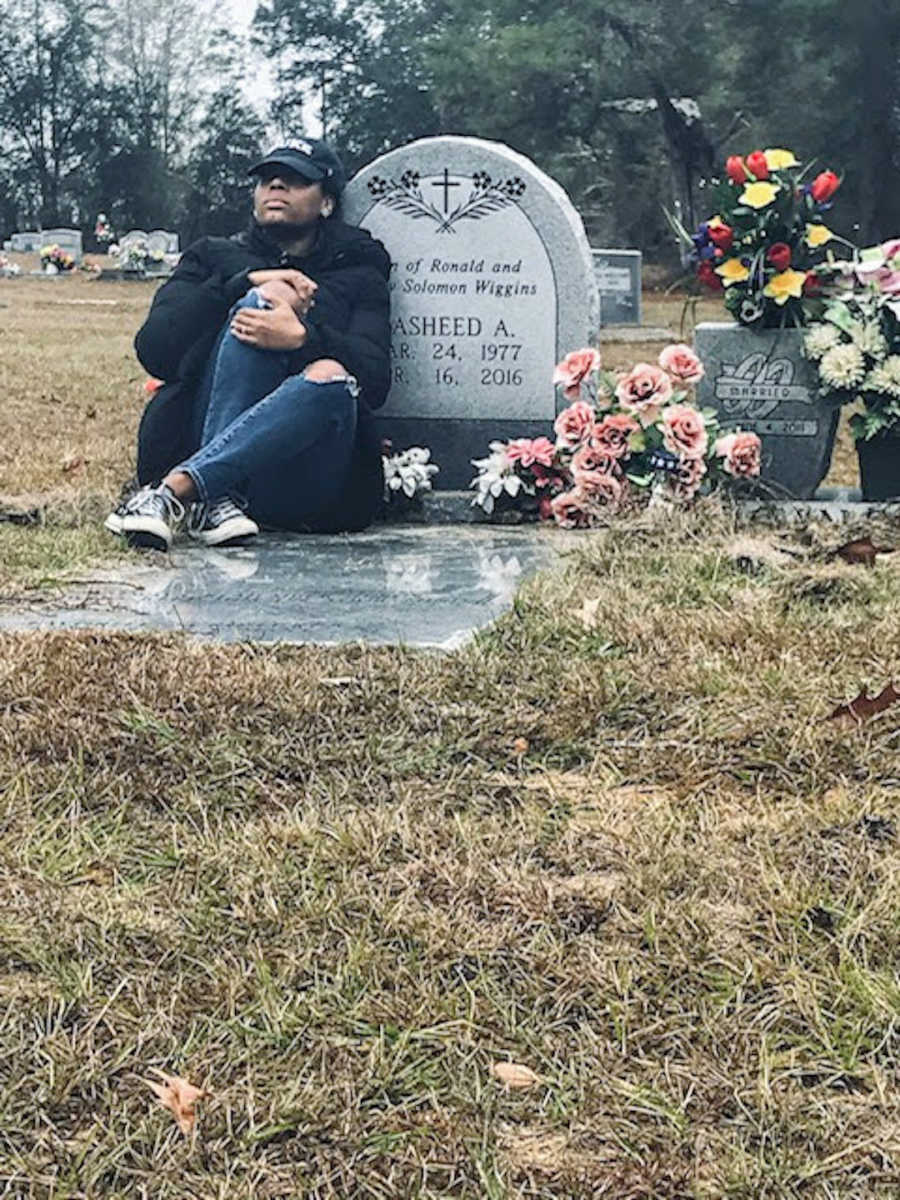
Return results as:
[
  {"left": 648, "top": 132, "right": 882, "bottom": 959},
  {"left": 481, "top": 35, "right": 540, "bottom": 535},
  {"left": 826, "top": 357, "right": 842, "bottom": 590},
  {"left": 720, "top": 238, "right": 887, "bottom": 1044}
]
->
[{"left": 1, "top": 270, "right": 899, "bottom": 1197}]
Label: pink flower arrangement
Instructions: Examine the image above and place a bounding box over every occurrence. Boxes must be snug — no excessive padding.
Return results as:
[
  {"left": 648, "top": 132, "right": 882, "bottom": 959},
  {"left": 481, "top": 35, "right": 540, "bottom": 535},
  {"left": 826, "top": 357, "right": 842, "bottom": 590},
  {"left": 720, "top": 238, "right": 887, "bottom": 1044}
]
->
[
  {"left": 668, "top": 456, "right": 707, "bottom": 500},
  {"left": 615, "top": 363, "right": 673, "bottom": 427},
  {"left": 506, "top": 437, "right": 556, "bottom": 468},
  {"left": 470, "top": 343, "right": 761, "bottom": 526},
  {"left": 714, "top": 432, "right": 762, "bottom": 477},
  {"left": 591, "top": 412, "right": 639, "bottom": 459},
  {"left": 552, "top": 348, "right": 602, "bottom": 400},
  {"left": 658, "top": 343, "right": 705, "bottom": 384},
  {"left": 554, "top": 399, "right": 596, "bottom": 447},
  {"left": 661, "top": 404, "right": 709, "bottom": 460}
]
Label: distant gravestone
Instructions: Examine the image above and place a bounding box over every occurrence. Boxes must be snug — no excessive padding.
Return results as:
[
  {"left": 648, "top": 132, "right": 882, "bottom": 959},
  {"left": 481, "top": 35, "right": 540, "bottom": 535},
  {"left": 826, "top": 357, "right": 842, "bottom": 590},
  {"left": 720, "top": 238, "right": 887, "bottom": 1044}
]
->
[
  {"left": 592, "top": 248, "right": 641, "bottom": 326},
  {"left": 695, "top": 323, "right": 839, "bottom": 499},
  {"left": 148, "top": 229, "right": 179, "bottom": 254},
  {"left": 42, "top": 228, "right": 83, "bottom": 263},
  {"left": 10, "top": 232, "right": 43, "bottom": 253},
  {"left": 344, "top": 136, "right": 598, "bottom": 487},
  {"left": 120, "top": 229, "right": 149, "bottom": 250}
]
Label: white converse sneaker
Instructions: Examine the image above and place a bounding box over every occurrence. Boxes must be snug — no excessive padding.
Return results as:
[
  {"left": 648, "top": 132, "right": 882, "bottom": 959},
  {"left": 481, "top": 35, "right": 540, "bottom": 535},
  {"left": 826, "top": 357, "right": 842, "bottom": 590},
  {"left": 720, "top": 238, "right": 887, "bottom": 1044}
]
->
[
  {"left": 120, "top": 483, "right": 186, "bottom": 551},
  {"left": 188, "top": 497, "right": 259, "bottom": 546}
]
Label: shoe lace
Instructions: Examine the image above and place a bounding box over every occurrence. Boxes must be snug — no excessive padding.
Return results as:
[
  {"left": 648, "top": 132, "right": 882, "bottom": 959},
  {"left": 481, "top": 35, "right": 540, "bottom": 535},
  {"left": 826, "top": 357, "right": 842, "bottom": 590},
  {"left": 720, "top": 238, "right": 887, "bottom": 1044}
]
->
[
  {"left": 126, "top": 484, "right": 185, "bottom": 524},
  {"left": 190, "top": 496, "right": 243, "bottom": 530}
]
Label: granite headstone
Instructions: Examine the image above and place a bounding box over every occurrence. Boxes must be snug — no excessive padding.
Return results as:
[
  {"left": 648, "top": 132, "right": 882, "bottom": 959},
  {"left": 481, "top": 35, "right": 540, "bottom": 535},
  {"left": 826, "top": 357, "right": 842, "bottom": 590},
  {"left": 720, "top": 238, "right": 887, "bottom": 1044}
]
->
[
  {"left": 41, "top": 228, "right": 83, "bottom": 263},
  {"left": 343, "top": 136, "right": 598, "bottom": 487},
  {"left": 148, "top": 229, "right": 179, "bottom": 254},
  {"left": 695, "top": 322, "right": 838, "bottom": 499},
  {"left": 10, "top": 232, "right": 44, "bottom": 253},
  {"left": 592, "top": 248, "right": 641, "bottom": 326}
]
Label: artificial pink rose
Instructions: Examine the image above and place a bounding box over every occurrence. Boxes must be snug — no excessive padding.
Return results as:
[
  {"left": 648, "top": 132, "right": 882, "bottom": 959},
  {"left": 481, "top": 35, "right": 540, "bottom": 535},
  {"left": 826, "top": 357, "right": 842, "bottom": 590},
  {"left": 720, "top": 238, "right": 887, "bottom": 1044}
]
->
[
  {"left": 668, "top": 455, "right": 707, "bottom": 500},
  {"left": 571, "top": 443, "right": 620, "bottom": 493},
  {"left": 531, "top": 462, "right": 566, "bottom": 490},
  {"left": 614, "top": 363, "right": 673, "bottom": 427},
  {"left": 714, "top": 431, "right": 762, "bottom": 477},
  {"left": 661, "top": 404, "right": 709, "bottom": 460},
  {"left": 658, "top": 343, "right": 705, "bottom": 384},
  {"left": 575, "top": 469, "right": 624, "bottom": 509},
  {"left": 550, "top": 488, "right": 596, "bottom": 529},
  {"left": 505, "top": 436, "right": 556, "bottom": 468},
  {"left": 538, "top": 493, "right": 555, "bottom": 521},
  {"left": 554, "top": 400, "right": 596, "bottom": 447},
  {"left": 553, "top": 348, "right": 601, "bottom": 399},
  {"left": 590, "top": 412, "right": 639, "bottom": 459}
]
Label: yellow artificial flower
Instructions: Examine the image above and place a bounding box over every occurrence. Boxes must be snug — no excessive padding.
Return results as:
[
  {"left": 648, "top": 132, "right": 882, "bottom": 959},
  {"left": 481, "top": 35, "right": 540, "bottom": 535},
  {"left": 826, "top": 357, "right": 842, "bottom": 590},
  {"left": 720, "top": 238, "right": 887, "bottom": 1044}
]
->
[
  {"left": 806, "top": 223, "right": 833, "bottom": 248},
  {"left": 740, "top": 181, "right": 779, "bottom": 209},
  {"left": 763, "top": 269, "right": 807, "bottom": 305},
  {"left": 764, "top": 148, "right": 799, "bottom": 170},
  {"left": 716, "top": 258, "right": 750, "bottom": 286}
]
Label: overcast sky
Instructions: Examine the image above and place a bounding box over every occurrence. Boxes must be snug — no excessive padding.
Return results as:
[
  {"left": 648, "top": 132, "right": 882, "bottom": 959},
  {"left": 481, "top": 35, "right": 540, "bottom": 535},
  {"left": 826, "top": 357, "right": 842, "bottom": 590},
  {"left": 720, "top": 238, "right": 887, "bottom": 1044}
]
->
[{"left": 223, "top": 0, "right": 324, "bottom": 137}]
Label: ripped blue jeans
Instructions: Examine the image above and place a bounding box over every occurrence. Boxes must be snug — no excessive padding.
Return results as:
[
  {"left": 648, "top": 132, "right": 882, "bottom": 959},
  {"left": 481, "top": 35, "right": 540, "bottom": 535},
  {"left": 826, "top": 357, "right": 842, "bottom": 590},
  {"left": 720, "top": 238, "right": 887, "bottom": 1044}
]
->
[{"left": 175, "top": 290, "right": 358, "bottom": 529}]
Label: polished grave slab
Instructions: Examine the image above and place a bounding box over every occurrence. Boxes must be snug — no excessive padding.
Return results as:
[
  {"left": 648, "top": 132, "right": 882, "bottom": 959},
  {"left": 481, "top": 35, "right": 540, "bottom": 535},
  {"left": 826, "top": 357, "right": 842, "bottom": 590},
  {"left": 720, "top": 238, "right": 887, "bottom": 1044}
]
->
[{"left": 0, "top": 526, "right": 566, "bottom": 648}]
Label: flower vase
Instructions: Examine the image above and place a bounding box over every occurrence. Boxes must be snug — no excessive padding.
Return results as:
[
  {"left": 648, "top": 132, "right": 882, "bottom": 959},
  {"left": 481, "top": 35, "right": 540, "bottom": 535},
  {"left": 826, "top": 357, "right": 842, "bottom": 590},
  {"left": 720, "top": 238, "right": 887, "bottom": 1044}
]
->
[
  {"left": 695, "top": 323, "right": 838, "bottom": 499},
  {"left": 856, "top": 429, "right": 900, "bottom": 501}
]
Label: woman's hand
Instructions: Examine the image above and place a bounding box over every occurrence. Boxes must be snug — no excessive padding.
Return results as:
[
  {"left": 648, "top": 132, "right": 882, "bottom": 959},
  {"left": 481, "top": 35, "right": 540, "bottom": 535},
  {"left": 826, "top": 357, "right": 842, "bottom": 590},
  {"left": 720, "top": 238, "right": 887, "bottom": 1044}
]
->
[
  {"left": 246, "top": 268, "right": 317, "bottom": 315},
  {"left": 255, "top": 279, "right": 300, "bottom": 309},
  {"left": 230, "top": 304, "right": 308, "bottom": 350}
]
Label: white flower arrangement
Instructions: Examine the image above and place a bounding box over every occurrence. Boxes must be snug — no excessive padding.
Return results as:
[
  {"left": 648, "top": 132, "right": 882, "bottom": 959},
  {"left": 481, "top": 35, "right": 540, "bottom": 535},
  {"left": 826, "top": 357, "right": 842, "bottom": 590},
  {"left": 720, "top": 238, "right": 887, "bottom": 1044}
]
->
[
  {"left": 470, "top": 441, "right": 533, "bottom": 514},
  {"left": 117, "top": 239, "right": 165, "bottom": 272},
  {"left": 382, "top": 445, "right": 439, "bottom": 502}
]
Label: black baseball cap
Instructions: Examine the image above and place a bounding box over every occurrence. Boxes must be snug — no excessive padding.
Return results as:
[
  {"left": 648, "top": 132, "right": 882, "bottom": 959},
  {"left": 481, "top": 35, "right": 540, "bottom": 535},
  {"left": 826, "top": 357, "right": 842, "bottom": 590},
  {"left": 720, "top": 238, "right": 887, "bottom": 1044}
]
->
[{"left": 248, "top": 139, "right": 346, "bottom": 195}]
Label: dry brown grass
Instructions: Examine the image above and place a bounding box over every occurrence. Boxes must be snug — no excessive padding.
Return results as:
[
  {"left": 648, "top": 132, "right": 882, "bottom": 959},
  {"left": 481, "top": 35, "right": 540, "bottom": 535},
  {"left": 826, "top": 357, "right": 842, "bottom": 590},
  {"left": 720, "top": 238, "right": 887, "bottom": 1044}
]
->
[
  {"left": 2, "top": 505, "right": 900, "bottom": 1196},
  {"left": 0, "top": 271, "right": 893, "bottom": 1198}
]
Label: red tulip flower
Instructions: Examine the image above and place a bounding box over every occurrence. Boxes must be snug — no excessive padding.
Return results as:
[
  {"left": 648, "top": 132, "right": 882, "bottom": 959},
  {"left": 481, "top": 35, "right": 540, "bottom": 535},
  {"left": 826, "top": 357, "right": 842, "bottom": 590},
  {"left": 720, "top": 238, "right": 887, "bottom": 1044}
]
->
[
  {"left": 725, "top": 155, "right": 748, "bottom": 184},
  {"left": 745, "top": 151, "right": 769, "bottom": 181},
  {"left": 697, "top": 261, "right": 725, "bottom": 292},
  {"left": 810, "top": 170, "right": 840, "bottom": 204},
  {"left": 707, "top": 219, "right": 734, "bottom": 252},
  {"left": 766, "top": 243, "right": 792, "bottom": 272},
  {"left": 803, "top": 270, "right": 822, "bottom": 296}
]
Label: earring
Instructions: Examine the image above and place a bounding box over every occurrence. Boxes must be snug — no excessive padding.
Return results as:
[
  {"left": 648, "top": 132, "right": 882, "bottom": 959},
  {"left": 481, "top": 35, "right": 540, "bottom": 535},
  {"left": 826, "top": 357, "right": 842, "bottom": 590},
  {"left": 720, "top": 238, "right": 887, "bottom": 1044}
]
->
[{"left": 322, "top": 201, "right": 334, "bottom": 217}]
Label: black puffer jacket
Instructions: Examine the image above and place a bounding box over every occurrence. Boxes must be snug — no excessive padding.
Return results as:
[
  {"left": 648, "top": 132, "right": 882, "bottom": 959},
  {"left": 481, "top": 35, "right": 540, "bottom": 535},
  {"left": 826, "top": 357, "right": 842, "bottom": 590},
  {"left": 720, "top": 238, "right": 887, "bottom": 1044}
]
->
[{"left": 134, "top": 217, "right": 392, "bottom": 532}]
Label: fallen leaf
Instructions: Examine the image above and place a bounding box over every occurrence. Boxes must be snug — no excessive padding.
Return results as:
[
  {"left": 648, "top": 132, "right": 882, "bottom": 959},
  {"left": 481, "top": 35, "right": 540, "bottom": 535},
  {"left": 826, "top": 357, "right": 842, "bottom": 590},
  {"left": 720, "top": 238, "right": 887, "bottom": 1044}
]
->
[
  {"left": 85, "top": 406, "right": 97, "bottom": 419},
  {"left": 836, "top": 537, "right": 894, "bottom": 568},
  {"left": 578, "top": 597, "right": 602, "bottom": 629},
  {"left": 828, "top": 683, "right": 900, "bottom": 722},
  {"left": 492, "top": 1061, "right": 540, "bottom": 1089},
  {"left": 145, "top": 1069, "right": 208, "bottom": 1135},
  {"left": 512, "top": 737, "right": 529, "bottom": 756}
]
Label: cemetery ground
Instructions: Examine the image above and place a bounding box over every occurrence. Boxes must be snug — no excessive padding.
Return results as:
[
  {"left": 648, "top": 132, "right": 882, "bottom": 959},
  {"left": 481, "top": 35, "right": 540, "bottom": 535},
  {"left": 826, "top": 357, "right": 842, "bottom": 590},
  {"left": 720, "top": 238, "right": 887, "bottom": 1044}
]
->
[{"left": 2, "top": 270, "right": 900, "bottom": 1196}]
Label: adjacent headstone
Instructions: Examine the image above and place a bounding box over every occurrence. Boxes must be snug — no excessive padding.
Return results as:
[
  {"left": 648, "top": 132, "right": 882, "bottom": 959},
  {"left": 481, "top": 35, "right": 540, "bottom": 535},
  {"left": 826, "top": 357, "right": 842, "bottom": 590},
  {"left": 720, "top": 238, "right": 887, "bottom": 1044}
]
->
[
  {"left": 2, "top": 241, "right": 10, "bottom": 252},
  {"left": 120, "top": 229, "right": 149, "bottom": 250},
  {"left": 41, "top": 228, "right": 83, "bottom": 263},
  {"left": 148, "top": 229, "right": 179, "bottom": 254},
  {"left": 695, "top": 322, "right": 839, "bottom": 499},
  {"left": 344, "top": 136, "right": 599, "bottom": 488},
  {"left": 592, "top": 248, "right": 641, "bottom": 326},
  {"left": 10, "top": 232, "right": 44, "bottom": 253}
]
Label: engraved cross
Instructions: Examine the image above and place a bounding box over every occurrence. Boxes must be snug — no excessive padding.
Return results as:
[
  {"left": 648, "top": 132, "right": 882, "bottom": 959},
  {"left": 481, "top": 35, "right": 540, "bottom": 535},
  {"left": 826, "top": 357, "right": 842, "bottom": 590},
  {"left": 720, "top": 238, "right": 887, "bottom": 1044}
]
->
[{"left": 431, "top": 168, "right": 460, "bottom": 213}]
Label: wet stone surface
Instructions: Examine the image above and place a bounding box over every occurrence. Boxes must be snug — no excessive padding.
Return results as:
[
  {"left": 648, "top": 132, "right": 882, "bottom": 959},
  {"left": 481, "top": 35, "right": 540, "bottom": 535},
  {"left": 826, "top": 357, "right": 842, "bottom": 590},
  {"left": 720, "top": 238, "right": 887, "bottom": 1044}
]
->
[{"left": 0, "top": 527, "right": 565, "bottom": 648}]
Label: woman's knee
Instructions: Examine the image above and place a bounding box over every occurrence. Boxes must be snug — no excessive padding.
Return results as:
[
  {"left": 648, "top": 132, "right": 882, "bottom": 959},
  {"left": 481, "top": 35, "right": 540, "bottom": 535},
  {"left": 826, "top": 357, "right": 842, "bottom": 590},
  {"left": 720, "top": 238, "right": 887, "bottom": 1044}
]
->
[{"left": 302, "top": 359, "right": 348, "bottom": 382}]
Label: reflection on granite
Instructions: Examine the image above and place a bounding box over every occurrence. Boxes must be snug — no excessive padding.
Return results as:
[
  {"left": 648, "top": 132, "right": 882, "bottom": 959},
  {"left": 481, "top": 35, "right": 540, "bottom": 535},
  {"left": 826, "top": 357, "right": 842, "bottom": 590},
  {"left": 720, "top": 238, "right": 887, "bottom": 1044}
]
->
[{"left": 0, "top": 527, "right": 566, "bottom": 647}]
